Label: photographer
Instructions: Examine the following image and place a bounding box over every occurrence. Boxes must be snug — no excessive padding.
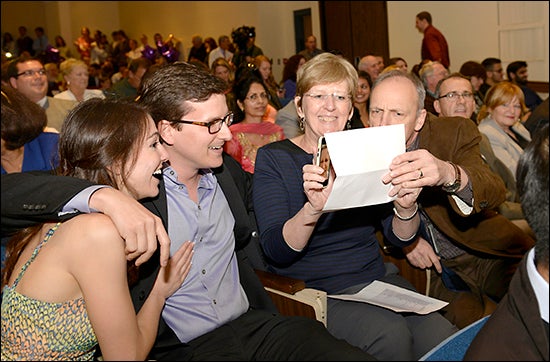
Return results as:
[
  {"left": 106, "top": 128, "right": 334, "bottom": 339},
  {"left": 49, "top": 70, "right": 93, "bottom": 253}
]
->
[{"left": 231, "top": 25, "right": 263, "bottom": 68}]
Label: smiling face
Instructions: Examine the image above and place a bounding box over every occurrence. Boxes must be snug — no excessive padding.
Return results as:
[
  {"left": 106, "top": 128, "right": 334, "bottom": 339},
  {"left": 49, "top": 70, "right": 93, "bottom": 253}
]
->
[
  {"left": 296, "top": 80, "right": 354, "bottom": 143},
  {"left": 9, "top": 60, "right": 48, "bottom": 102},
  {"left": 118, "top": 116, "right": 167, "bottom": 200},
  {"left": 65, "top": 64, "right": 89, "bottom": 92},
  {"left": 354, "top": 76, "right": 371, "bottom": 105},
  {"left": 158, "top": 93, "right": 232, "bottom": 176},
  {"left": 490, "top": 96, "right": 522, "bottom": 130}
]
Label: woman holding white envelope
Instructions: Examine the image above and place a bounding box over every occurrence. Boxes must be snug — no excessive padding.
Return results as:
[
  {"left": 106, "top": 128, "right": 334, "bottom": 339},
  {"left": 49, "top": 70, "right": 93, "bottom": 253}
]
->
[{"left": 252, "top": 52, "right": 457, "bottom": 361}]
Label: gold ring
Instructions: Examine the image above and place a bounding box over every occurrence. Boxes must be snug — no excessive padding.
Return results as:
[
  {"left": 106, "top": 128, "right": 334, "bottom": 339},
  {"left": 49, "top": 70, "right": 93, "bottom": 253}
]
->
[{"left": 419, "top": 169, "right": 423, "bottom": 179}]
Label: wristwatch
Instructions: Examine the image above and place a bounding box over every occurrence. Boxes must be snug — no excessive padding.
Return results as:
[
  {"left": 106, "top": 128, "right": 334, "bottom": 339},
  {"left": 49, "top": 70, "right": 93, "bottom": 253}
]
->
[{"left": 442, "top": 162, "right": 461, "bottom": 193}]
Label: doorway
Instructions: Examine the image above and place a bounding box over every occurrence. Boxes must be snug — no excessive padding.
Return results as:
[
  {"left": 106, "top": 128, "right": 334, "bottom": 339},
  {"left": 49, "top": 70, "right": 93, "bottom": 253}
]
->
[{"left": 294, "top": 8, "right": 312, "bottom": 54}]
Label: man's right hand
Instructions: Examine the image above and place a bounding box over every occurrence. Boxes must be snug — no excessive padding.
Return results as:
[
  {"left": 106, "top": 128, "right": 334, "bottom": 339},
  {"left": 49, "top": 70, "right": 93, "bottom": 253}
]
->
[
  {"left": 403, "top": 237, "right": 442, "bottom": 273},
  {"left": 89, "top": 188, "right": 170, "bottom": 267}
]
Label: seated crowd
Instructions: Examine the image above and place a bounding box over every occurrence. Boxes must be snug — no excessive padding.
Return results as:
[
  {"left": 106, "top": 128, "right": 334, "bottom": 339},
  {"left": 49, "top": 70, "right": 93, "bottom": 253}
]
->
[{"left": 1, "top": 21, "right": 548, "bottom": 361}]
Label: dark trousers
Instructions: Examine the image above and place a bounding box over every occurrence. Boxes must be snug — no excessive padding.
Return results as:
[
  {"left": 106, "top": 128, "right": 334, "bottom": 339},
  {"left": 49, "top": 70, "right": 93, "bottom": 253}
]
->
[
  {"left": 152, "top": 309, "right": 375, "bottom": 361},
  {"left": 430, "top": 252, "right": 520, "bottom": 328}
]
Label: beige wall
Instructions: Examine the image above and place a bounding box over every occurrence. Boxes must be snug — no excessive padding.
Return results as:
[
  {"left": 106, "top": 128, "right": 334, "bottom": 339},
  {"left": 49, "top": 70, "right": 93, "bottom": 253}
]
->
[{"left": 2, "top": 1, "right": 548, "bottom": 84}]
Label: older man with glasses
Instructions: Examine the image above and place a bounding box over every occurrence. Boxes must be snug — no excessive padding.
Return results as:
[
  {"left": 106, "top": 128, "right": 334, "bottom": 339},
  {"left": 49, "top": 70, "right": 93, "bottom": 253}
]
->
[{"left": 7, "top": 56, "right": 77, "bottom": 132}]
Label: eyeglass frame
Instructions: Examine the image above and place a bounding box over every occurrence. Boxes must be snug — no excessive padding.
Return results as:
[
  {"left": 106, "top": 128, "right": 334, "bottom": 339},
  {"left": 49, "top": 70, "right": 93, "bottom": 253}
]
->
[
  {"left": 304, "top": 93, "right": 352, "bottom": 103},
  {"left": 16, "top": 69, "right": 47, "bottom": 78},
  {"left": 438, "top": 91, "right": 474, "bottom": 101},
  {"left": 168, "top": 112, "right": 234, "bottom": 134}
]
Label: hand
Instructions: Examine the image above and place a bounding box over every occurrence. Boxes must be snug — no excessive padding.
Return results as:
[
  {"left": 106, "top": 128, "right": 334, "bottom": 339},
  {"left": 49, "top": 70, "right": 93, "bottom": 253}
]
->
[
  {"left": 89, "top": 188, "right": 171, "bottom": 267},
  {"left": 403, "top": 237, "right": 442, "bottom": 273},
  {"left": 382, "top": 149, "right": 456, "bottom": 189},
  {"left": 302, "top": 163, "right": 333, "bottom": 212},
  {"left": 152, "top": 241, "right": 194, "bottom": 299}
]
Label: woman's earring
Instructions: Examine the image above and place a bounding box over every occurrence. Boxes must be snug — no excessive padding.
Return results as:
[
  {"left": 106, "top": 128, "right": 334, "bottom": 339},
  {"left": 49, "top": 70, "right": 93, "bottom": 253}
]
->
[
  {"left": 298, "top": 117, "right": 305, "bottom": 131},
  {"left": 346, "top": 119, "right": 352, "bottom": 130}
]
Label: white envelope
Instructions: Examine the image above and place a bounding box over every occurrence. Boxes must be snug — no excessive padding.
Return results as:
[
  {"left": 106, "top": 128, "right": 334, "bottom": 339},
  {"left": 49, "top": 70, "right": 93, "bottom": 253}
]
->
[{"left": 323, "top": 124, "right": 406, "bottom": 211}]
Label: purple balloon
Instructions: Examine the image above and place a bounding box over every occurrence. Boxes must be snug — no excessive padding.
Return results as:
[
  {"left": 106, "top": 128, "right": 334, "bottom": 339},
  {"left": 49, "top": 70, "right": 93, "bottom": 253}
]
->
[
  {"left": 163, "top": 47, "right": 179, "bottom": 63},
  {"left": 141, "top": 45, "right": 157, "bottom": 61},
  {"left": 44, "top": 45, "right": 61, "bottom": 63}
]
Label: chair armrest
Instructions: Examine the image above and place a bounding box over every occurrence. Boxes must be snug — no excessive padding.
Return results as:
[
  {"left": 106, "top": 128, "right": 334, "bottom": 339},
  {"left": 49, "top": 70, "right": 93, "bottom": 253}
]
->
[
  {"left": 254, "top": 269, "right": 327, "bottom": 326},
  {"left": 254, "top": 269, "right": 306, "bottom": 295}
]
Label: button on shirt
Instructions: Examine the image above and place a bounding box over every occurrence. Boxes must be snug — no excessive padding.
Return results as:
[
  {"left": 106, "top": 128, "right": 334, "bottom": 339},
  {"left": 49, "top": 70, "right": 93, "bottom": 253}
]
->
[{"left": 162, "top": 166, "right": 249, "bottom": 343}]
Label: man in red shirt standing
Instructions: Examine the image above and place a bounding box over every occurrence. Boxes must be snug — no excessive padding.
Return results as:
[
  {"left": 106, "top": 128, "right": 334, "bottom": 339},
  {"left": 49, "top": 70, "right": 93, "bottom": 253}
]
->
[{"left": 415, "top": 11, "right": 450, "bottom": 69}]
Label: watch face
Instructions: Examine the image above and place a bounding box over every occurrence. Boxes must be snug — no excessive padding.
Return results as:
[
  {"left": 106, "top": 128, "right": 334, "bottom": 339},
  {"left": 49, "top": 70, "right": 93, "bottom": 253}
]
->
[{"left": 442, "top": 181, "right": 460, "bottom": 193}]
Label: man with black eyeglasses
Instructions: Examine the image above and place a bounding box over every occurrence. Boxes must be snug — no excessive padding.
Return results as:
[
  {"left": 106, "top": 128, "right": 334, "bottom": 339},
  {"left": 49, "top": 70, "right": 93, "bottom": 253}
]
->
[
  {"left": 1, "top": 62, "right": 374, "bottom": 361},
  {"left": 7, "top": 56, "right": 77, "bottom": 131}
]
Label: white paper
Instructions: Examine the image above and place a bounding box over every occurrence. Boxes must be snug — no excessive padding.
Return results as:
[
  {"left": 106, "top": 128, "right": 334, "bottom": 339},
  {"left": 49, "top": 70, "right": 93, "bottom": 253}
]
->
[
  {"left": 328, "top": 280, "right": 448, "bottom": 315},
  {"left": 323, "top": 124, "right": 405, "bottom": 211}
]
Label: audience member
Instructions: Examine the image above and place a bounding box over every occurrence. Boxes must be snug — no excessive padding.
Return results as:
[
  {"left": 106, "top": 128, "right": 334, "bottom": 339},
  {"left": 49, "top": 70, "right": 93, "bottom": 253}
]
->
[
  {"left": 111, "top": 29, "right": 131, "bottom": 69},
  {"left": 231, "top": 25, "right": 263, "bottom": 68},
  {"left": 32, "top": 26, "right": 49, "bottom": 57},
  {"left": 208, "top": 35, "right": 233, "bottom": 68},
  {"left": 44, "top": 62, "right": 63, "bottom": 97},
  {"left": 126, "top": 38, "right": 144, "bottom": 61},
  {"left": 224, "top": 73, "right": 285, "bottom": 173},
  {"left": 73, "top": 26, "right": 93, "bottom": 64},
  {"left": 210, "top": 57, "right": 235, "bottom": 109},
  {"left": 55, "top": 58, "right": 105, "bottom": 102},
  {"left": 253, "top": 52, "right": 457, "bottom": 360},
  {"left": 506, "top": 60, "right": 544, "bottom": 114},
  {"left": 418, "top": 60, "right": 449, "bottom": 114},
  {"left": 16, "top": 26, "right": 34, "bottom": 57},
  {"left": 0, "top": 61, "right": 375, "bottom": 361},
  {"left": 357, "top": 54, "right": 382, "bottom": 82},
  {"left": 110, "top": 60, "right": 128, "bottom": 85},
  {"left": 464, "top": 124, "right": 549, "bottom": 361},
  {"left": 524, "top": 96, "right": 549, "bottom": 137},
  {"left": 7, "top": 56, "right": 77, "bottom": 131},
  {"left": 275, "top": 99, "right": 302, "bottom": 139},
  {"left": 2, "top": 32, "right": 17, "bottom": 59},
  {"left": 0, "top": 97, "right": 193, "bottom": 360},
  {"left": 350, "top": 70, "right": 372, "bottom": 128},
  {"left": 480, "top": 57, "right": 504, "bottom": 98},
  {"left": 1, "top": 84, "right": 59, "bottom": 174},
  {"left": 298, "top": 35, "right": 324, "bottom": 61},
  {"left": 415, "top": 11, "right": 450, "bottom": 69},
  {"left": 478, "top": 81, "right": 532, "bottom": 175},
  {"left": 203, "top": 36, "right": 217, "bottom": 57},
  {"left": 388, "top": 57, "right": 408, "bottom": 72},
  {"left": 280, "top": 53, "right": 306, "bottom": 107},
  {"left": 187, "top": 34, "right": 207, "bottom": 64},
  {"left": 105, "top": 57, "right": 151, "bottom": 100},
  {"left": 459, "top": 60, "right": 487, "bottom": 121},
  {"left": 253, "top": 54, "right": 283, "bottom": 110},
  {"left": 433, "top": 73, "right": 533, "bottom": 237},
  {"left": 53, "top": 35, "right": 74, "bottom": 61},
  {"left": 368, "top": 70, "right": 533, "bottom": 329},
  {"left": 87, "top": 63, "right": 101, "bottom": 89}
]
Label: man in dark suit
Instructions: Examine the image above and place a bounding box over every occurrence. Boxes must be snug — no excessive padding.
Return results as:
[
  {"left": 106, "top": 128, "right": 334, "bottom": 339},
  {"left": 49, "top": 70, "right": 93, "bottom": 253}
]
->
[
  {"left": 464, "top": 125, "right": 549, "bottom": 361},
  {"left": 1, "top": 62, "right": 373, "bottom": 361}
]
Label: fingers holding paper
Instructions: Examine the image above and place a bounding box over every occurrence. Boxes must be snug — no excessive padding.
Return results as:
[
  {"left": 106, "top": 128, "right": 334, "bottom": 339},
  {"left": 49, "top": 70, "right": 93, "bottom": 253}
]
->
[{"left": 302, "top": 163, "right": 334, "bottom": 212}]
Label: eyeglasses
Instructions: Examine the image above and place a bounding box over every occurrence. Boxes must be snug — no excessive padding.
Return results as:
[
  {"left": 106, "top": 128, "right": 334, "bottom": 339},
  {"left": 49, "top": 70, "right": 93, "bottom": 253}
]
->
[
  {"left": 16, "top": 69, "right": 47, "bottom": 78},
  {"left": 169, "top": 112, "right": 233, "bottom": 134},
  {"left": 438, "top": 91, "right": 474, "bottom": 101},
  {"left": 304, "top": 93, "right": 352, "bottom": 103},
  {"left": 245, "top": 93, "right": 270, "bottom": 102}
]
